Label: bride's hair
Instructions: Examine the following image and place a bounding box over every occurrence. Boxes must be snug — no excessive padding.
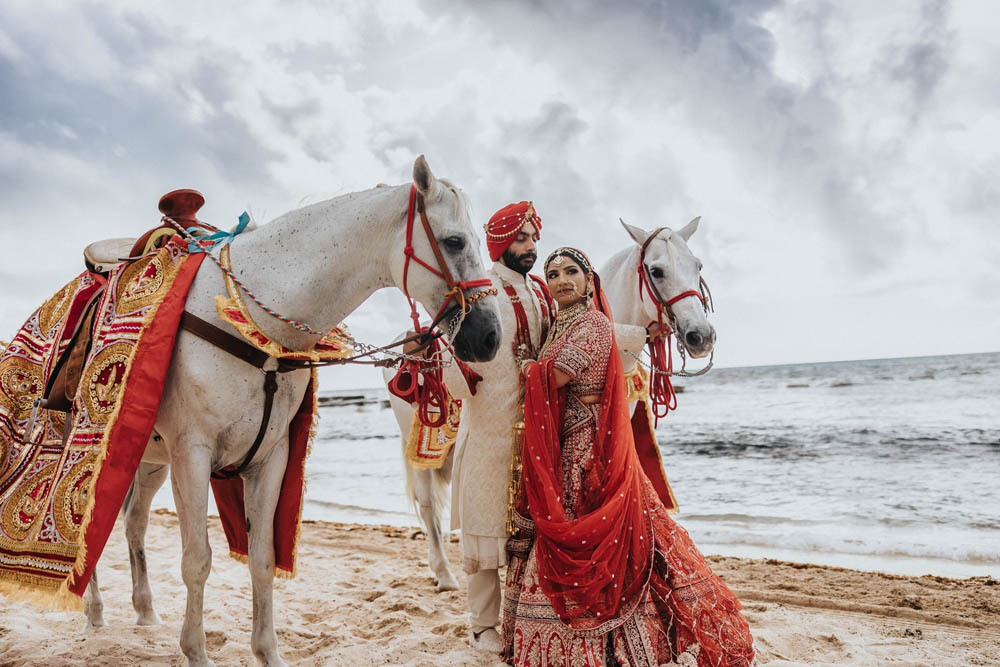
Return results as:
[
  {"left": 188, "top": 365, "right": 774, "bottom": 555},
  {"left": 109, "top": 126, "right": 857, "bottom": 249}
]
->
[{"left": 543, "top": 247, "right": 594, "bottom": 275}]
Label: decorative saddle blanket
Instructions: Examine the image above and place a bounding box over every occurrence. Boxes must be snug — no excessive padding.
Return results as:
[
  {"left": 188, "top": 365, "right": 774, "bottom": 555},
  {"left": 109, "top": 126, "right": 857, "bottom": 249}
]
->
[
  {"left": 624, "top": 363, "right": 679, "bottom": 512},
  {"left": 404, "top": 395, "right": 461, "bottom": 470},
  {"left": 0, "top": 235, "right": 320, "bottom": 608}
]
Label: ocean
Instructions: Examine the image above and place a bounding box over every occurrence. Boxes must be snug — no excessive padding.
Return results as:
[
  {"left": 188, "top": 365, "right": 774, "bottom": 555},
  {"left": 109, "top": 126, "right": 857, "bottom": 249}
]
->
[{"left": 154, "top": 351, "right": 1000, "bottom": 579}]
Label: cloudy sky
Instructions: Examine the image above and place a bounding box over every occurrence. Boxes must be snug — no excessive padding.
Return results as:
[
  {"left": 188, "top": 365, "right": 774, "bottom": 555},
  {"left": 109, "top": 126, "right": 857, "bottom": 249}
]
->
[{"left": 1, "top": 0, "right": 997, "bottom": 389}]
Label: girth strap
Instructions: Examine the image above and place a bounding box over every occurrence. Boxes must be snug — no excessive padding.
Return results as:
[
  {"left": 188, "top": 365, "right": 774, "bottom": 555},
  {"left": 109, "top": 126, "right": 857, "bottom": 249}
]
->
[{"left": 179, "top": 311, "right": 299, "bottom": 480}]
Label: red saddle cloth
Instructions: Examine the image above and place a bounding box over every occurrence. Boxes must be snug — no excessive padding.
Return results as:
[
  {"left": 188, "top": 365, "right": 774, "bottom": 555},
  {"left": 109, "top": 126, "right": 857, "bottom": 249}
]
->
[{"left": 0, "top": 231, "right": 314, "bottom": 607}]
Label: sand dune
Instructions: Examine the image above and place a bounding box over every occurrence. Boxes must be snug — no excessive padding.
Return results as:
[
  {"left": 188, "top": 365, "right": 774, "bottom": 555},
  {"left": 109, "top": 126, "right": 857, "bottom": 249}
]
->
[{"left": 1, "top": 509, "right": 996, "bottom": 666}]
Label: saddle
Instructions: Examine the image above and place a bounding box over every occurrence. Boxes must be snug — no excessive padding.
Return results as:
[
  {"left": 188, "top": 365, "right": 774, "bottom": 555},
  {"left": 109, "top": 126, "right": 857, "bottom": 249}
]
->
[{"left": 41, "top": 190, "right": 207, "bottom": 414}]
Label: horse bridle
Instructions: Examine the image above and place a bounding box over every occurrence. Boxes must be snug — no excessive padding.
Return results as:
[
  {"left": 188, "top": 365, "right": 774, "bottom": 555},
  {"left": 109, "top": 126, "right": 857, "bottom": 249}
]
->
[
  {"left": 401, "top": 184, "right": 498, "bottom": 339},
  {"left": 636, "top": 225, "right": 715, "bottom": 377}
]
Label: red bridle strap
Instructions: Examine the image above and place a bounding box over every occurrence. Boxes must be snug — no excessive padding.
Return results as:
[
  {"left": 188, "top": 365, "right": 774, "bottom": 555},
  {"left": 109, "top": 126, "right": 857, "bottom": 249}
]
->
[
  {"left": 636, "top": 245, "right": 709, "bottom": 423},
  {"left": 402, "top": 185, "right": 493, "bottom": 330},
  {"left": 393, "top": 185, "right": 495, "bottom": 427}
]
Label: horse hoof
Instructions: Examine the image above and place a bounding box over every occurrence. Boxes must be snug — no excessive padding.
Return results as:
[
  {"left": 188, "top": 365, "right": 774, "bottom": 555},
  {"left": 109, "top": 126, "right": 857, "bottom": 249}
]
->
[
  {"left": 436, "top": 573, "right": 459, "bottom": 592},
  {"left": 257, "top": 657, "right": 288, "bottom": 667},
  {"left": 185, "top": 659, "right": 216, "bottom": 667},
  {"left": 83, "top": 619, "right": 106, "bottom": 635},
  {"left": 136, "top": 610, "right": 162, "bottom": 626}
]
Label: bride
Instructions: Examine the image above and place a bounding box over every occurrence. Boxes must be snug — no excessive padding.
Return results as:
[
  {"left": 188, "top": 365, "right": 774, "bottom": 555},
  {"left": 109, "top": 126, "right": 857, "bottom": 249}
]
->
[{"left": 501, "top": 247, "right": 756, "bottom": 666}]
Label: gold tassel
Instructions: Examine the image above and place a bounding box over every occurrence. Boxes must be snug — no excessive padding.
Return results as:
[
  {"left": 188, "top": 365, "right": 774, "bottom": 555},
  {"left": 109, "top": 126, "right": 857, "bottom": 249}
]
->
[{"left": 506, "top": 413, "right": 525, "bottom": 536}]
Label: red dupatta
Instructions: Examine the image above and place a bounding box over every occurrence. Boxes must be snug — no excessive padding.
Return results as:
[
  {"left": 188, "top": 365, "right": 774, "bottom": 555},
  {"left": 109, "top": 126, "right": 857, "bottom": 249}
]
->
[{"left": 520, "top": 282, "right": 654, "bottom": 631}]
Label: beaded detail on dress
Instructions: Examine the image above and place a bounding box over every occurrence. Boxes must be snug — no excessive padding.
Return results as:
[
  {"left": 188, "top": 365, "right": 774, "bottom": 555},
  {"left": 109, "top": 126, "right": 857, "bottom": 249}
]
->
[{"left": 538, "top": 300, "right": 589, "bottom": 359}]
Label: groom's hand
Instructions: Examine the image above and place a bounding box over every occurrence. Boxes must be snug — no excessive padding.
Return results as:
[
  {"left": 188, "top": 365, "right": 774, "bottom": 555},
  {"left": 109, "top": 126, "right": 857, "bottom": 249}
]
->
[{"left": 402, "top": 330, "right": 421, "bottom": 355}]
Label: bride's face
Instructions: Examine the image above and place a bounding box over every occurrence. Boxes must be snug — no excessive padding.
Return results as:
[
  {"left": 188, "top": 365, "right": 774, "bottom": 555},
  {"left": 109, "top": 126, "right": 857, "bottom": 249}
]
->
[{"left": 545, "top": 257, "right": 592, "bottom": 309}]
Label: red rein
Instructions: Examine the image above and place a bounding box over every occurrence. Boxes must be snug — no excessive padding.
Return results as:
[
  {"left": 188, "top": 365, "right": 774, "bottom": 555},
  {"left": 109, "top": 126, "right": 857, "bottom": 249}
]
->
[
  {"left": 390, "top": 185, "right": 492, "bottom": 428},
  {"left": 387, "top": 336, "right": 449, "bottom": 427},
  {"left": 637, "top": 262, "right": 703, "bottom": 424}
]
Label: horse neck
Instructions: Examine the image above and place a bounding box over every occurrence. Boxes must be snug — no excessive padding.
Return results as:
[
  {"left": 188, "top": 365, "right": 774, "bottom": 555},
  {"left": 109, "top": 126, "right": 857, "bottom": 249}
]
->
[
  {"left": 227, "top": 185, "right": 406, "bottom": 350},
  {"left": 601, "top": 246, "right": 649, "bottom": 329}
]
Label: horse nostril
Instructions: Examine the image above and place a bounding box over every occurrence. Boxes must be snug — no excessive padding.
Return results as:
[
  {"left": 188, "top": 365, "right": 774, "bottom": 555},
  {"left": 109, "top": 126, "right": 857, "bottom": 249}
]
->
[
  {"left": 685, "top": 331, "right": 703, "bottom": 348},
  {"left": 482, "top": 330, "right": 498, "bottom": 353}
]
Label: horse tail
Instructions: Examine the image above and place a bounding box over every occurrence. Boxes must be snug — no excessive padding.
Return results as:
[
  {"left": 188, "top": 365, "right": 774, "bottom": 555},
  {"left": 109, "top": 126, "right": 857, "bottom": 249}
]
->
[
  {"left": 384, "top": 364, "right": 425, "bottom": 524},
  {"left": 430, "top": 464, "right": 451, "bottom": 528}
]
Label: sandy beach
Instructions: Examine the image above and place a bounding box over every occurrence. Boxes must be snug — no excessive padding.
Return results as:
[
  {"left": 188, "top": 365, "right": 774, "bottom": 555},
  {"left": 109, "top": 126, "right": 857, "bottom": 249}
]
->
[{"left": 0, "top": 509, "right": 996, "bottom": 666}]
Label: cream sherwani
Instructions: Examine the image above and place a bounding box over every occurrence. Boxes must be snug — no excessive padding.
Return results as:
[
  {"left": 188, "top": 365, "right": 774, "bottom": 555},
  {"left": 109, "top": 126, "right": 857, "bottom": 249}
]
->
[{"left": 444, "top": 261, "right": 545, "bottom": 576}]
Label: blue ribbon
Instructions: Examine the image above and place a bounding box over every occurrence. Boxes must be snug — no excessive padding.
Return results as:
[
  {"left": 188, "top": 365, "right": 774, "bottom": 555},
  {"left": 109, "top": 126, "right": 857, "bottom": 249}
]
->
[{"left": 187, "top": 212, "right": 251, "bottom": 253}]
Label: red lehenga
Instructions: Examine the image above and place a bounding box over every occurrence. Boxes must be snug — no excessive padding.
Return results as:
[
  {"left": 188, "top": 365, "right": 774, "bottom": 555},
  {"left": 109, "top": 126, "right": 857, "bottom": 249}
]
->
[{"left": 501, "top": 302, "right": 756, "bottom": 667}]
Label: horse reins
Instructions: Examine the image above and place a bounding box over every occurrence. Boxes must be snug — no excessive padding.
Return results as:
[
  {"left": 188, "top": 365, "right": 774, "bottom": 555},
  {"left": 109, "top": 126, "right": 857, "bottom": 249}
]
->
[{"left": 636, "top": 225, "right": 714, "bottom": 422}]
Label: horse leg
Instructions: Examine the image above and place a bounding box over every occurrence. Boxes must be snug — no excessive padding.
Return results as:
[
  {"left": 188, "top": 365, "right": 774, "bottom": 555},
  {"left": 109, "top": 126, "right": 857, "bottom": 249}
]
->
[
  {"left": 242, "top": 439, "right": 289, "bottom": 667},
  {"left": 124, "top": 461, "right": 168, "bottom": 625},
  {"left": 414, "top": 467, "right": 458, "bottom": 592},
  {"left": 170, "top": 443, "right": 215, "bottom": 667},
  {"left": 83, "top": 568, "right": 106, "bottom": 632}
]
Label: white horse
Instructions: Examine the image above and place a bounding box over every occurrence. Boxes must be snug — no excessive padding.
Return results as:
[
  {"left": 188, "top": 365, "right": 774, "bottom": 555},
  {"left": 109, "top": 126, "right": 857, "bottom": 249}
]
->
[
  {"left": 83, "top": 156, "right": 501, "bottom": 667},
  {"left": 602, "top": 218, "right": 716, "bottom": 361},
  {"left": 386, "top": 217, "right": 715, "bottom": 594}
]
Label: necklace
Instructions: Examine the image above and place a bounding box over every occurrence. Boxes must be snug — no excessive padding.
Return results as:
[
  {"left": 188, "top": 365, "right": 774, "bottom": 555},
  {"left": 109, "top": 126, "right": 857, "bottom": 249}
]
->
[{"left": 539, "top": 300, "right": 588, "bottom": 359}]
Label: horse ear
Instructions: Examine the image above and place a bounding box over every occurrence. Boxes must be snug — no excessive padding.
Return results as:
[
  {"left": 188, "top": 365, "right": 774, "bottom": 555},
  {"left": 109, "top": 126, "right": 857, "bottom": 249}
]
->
[
  {"left": 677, "top": 216, "right": 701, "bottom": 241},
  {"left": 413, "top": 155, "right": 440, "bottom": 200},
  {"left": 620, "top": 218, "right": 651, "bottom": 247}
]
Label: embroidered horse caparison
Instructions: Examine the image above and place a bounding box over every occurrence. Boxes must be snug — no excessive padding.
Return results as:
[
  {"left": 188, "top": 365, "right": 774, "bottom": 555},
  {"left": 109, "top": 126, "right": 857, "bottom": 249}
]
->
[{"left": 0, "top": 156, "right": 501, "bottom": 667}]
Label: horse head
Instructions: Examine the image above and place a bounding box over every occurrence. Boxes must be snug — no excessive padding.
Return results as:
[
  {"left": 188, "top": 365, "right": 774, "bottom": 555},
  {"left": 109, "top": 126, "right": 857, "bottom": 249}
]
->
[
  {"left": 621, "top": 218, "right": 716, "bottom": 358},
  {"left": 389, "top": 156, "right": 501, "bottom": 363}
]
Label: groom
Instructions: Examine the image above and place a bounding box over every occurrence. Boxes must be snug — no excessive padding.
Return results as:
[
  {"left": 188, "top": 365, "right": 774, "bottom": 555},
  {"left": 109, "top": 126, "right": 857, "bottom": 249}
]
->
[{"left": 442, "top": 201, "right": 550, "bottom": 652}]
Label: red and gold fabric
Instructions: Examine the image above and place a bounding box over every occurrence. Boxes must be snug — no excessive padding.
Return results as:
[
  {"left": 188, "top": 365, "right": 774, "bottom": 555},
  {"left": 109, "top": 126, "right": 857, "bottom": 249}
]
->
[
  {"left": 404, "top": 395, "right": 461, "bottom": 470},
  {"left": 0, "top": 241, "right": 203, "bottom": 608},
  {"left": 211, "top": 373, "right": 316, "bottom": 576},
  {"left": 214, "top": 246, "right": 352, "bottom": 362},
  {"left": 485, "top": 201, "right": 541, "bottom": 262},
  {"left": 624, "top": 363, "right": 679, "bottom": 513},
  {"left": 0, "top": 233, "right": 324, "bottom": 606}
]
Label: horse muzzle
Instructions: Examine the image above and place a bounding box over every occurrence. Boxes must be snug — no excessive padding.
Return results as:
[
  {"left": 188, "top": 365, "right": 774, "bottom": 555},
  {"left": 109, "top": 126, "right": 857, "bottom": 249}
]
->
[
  {"left": 680, "top": 325, "right": 716, "bottom": 358},
  {"left": 450, "top": 301, "right": 501, "bottom": 362}
]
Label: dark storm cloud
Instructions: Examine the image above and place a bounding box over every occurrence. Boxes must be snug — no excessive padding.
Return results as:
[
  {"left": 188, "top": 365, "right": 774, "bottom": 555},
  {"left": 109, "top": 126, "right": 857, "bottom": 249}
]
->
[{"left": 421, "top": 0, "right": 962, "bottom": 270}]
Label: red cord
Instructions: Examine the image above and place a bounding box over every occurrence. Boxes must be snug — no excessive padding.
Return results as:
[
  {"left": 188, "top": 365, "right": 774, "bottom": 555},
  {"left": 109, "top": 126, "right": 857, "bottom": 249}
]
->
[{"left": 637, "top": 262, "right": 704, "bottom": 424}]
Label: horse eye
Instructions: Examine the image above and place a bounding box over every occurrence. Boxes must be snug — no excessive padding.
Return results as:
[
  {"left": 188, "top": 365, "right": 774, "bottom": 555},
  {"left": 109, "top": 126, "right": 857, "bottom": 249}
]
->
[
  {"left": 443, "top": 236, "right": 465, "bottom": 250},
  {"left": 650, "top": 267, "right": 665, "bottom": 279}
]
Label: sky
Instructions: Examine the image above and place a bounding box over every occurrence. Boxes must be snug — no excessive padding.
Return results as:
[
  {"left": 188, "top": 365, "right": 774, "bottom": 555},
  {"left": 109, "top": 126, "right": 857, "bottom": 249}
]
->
[{"left": 1, "top": 0, "right": 997, "bottom": 390}]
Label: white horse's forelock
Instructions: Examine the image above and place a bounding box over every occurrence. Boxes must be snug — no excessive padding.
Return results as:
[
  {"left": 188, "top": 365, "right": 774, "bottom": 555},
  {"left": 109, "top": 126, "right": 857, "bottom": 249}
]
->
[{"left": 436, "top": 178, "right": 473, "bottom": 224}]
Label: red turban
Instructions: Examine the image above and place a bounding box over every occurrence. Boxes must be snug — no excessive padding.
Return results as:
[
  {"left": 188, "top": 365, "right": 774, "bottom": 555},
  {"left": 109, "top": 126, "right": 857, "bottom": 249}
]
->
[{"left": 484, "top": 201, "right": 541, "bottom": 262}]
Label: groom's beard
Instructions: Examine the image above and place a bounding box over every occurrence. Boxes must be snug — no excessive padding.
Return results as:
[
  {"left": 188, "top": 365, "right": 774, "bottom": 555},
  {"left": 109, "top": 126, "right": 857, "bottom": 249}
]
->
[{"left": 502, "top": 249, "right": 536, "bottom": 276}]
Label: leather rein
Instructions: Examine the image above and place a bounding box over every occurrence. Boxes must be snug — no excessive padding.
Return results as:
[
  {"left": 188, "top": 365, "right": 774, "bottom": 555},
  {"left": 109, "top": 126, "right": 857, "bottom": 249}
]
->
[{"left": 173, "top": 184, "right": 495, "bottom": 478}]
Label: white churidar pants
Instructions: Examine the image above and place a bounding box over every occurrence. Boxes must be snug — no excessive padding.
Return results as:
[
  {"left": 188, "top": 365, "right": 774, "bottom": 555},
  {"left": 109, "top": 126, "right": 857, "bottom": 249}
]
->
[{"left": 467, "top": 568, "right": 501, "bottom": 631}]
